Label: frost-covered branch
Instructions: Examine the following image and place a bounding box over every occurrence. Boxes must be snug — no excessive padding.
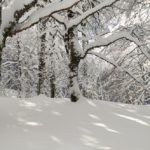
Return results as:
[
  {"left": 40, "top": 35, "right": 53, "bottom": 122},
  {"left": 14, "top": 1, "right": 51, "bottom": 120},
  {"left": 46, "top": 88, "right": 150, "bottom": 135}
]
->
[
  {"left": 13, "top": 0, "right": 80, "bottom": 33},
  {"left": 12, "top": 0, "right": 120, "bottom": 32},
  {"left": 0, "top": 0, "right": 38, "bottom": 46},
  {"left": 88, "top": 51, "right": 147, "bottom": 89},
  {"left": 82, "top": 30, "right": 142, "bottom": 58},
  {"left": 68, "top": 0, "right": 120, "bottom": 28}
]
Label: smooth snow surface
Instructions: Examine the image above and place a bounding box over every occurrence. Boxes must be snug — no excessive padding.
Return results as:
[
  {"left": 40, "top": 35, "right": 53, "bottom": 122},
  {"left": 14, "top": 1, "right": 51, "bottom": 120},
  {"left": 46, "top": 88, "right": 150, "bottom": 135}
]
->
[{"left": 0, "top": 95, "right": 150, "bottom": 150}]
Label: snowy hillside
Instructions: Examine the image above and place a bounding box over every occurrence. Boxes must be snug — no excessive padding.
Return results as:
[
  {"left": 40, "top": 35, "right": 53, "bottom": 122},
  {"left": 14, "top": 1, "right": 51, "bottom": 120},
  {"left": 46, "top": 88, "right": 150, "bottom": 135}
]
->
[{"left": 0, "top": 96, "right": 150, "bottom": 150}]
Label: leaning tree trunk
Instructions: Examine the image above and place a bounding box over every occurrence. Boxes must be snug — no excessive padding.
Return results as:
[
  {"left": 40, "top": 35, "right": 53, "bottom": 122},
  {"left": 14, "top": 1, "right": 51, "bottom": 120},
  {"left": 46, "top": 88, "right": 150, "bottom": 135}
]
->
[{"left": 67, "top": 26, "right": 82, "bottom": 102}]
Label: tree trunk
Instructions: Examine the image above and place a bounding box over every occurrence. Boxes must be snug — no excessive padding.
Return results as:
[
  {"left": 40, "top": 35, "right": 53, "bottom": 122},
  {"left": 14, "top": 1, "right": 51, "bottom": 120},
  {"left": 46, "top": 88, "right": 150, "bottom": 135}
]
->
[
  {"left": 67, "top": 27, "right": 82, "bottom": 102},
  {"left": 0, "top": 1, "right": 2, "bottom": 80},
  {"left": 0, "top": 45, "right": 2, "bottom": 80},
  {"left": 37, "top": 19, "right": 47, "bottom": 95},
  {"left": 50, "top": 73, "right": 55, "bottom": 98},
  {"left": 0, "top": 0, "right": 1, "bottom": 26},
  {"left": 82, "top": 61, "right": 88, "bottom": 97},
  {"left": 16, "top": 38, "right": 22, "bottom": 97},
  {"left": 81, "top": 22, "right": 88, "bottom": 97}
]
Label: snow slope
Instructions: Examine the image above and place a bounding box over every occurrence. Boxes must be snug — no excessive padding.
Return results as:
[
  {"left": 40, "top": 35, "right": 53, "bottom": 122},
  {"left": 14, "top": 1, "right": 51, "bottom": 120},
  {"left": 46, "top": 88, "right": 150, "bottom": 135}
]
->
[{"left": 0, "top": 95, "right": 150, "bottom": 150}]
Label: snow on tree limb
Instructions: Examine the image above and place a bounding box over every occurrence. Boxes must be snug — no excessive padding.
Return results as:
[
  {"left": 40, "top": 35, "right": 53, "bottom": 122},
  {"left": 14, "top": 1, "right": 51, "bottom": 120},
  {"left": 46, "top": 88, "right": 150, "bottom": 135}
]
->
[
  {"left": 0, "top": 0, "right": 38, "bottom": 45},
  {"left": 13, "top": 0, "right": 80, "bottom": 33},
  {"left": 0, "top": 0, "right": 78, "bottom": 44},
  {"left": 9, "top": 0, "right": 120, "bottom": 33},
  {"left": 83, "top": 30, "right": 142, "bottom": 58},
  {"left": 0, "top": 0, "right": 121, "bottom": 43},
  {"left": 1, "top": 0, "right": 38, "bottom": 29},
  {"left": 68, "top": 0, "right": 120, "bottom": 28}
]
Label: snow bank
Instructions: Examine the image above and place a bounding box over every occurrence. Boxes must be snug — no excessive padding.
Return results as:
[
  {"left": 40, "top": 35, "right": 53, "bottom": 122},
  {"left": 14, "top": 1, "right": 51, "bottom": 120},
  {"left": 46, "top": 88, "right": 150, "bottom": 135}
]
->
[{"left": 0, "top": 96, "right": 150, "bottom": 150}]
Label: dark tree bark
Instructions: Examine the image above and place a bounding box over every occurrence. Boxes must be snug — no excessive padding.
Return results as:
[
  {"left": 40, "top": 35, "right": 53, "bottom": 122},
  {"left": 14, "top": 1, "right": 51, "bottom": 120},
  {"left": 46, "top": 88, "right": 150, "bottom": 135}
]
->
[
  {"left": 0, "top": 46, "right": 2, "bottom": 80},
  {"left": 37, "top": 19, "right": 47, "bottom": 95},
  {"left": 66, "top": 25, "right": 82, "bottom": 102},
  {"left": 50, "top": 73, "right": 55, "bottom": 98},
  {"left": 49, "top": 44, "right": 56, "bottom": 98},
  {"left": 0, "top": 0, "right": 1, "bottom": 26},
  {"left": 82, "top": 61, "right": 88, "bottom": 97},
  {"left": 0, "top": 0, "right": 2, "bottom": 80}
]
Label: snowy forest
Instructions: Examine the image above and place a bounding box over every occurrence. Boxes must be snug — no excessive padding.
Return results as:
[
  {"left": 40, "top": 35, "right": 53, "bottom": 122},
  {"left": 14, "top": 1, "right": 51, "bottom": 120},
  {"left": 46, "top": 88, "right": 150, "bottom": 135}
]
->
[
  {"left": 0, "top": 1, "right": 150, "bottom": 150},
  {"left": 0, "top": 0, "right": 150, "bottom": 103}
]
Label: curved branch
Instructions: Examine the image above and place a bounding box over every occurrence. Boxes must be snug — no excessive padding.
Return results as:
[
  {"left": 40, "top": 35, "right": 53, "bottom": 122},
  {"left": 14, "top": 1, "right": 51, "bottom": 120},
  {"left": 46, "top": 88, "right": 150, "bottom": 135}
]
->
[
  {"left": 82, "top": 30, "right": 142, "bottom": 59},
  {"left": 13, "top": 0, "right": 80, "bottom": 33},
  {"left": 68, "top": 0, "right": 120, "bottom": 28}
]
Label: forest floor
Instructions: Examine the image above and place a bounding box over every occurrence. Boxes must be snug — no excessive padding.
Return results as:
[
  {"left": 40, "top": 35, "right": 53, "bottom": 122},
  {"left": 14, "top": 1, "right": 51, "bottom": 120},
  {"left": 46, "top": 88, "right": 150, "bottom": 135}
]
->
[{"left": 0, "top": 95, "right": 150, "bottom": 150}]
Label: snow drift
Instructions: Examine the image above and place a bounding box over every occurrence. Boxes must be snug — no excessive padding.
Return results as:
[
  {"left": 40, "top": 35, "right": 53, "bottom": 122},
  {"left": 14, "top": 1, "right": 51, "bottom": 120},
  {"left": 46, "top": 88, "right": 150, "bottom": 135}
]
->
[{"left": 0, "top": 95, "right": 150, "bottom": 150}]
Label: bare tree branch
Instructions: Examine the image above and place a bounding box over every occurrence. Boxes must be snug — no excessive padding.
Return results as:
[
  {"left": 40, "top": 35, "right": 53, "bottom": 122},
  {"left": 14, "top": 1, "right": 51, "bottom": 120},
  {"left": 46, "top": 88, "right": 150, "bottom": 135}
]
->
[{"left": 88, "top": 51, "right": 147, "bottom": 90}]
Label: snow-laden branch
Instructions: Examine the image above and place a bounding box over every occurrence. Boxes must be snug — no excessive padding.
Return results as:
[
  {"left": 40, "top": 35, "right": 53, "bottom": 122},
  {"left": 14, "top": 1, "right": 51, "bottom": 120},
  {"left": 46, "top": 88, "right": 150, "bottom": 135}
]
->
[
  {"left": 88, "top": 51, "right": 147, "bottom": 89},
  {"left": 2, "top": 0, "right": 37, "bottom": 27},
  {"left": 0, "top": 0, "right": 38, "bottom": 45},
  {"left": 82, "top": 30, "right": 142, "bottom": 58},
  {"left": 68, "top": 0, "right": 120, "bottom": 28},
  {"left": 13, "top": 0, "right": 80, "bottom": 32}
]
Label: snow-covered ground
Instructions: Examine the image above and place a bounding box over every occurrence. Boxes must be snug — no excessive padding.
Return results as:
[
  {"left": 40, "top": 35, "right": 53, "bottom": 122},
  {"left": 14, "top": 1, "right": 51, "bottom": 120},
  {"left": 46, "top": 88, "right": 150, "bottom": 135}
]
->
[{"left": 0, "top": 95, "right": 150, "bottom": 150}]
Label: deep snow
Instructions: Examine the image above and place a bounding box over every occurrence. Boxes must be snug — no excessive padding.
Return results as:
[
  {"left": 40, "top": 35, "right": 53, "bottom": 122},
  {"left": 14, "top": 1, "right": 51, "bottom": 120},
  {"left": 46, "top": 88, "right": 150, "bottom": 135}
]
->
[{"left": 0, "top": 95, "right": 150, "bottom": 150}]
